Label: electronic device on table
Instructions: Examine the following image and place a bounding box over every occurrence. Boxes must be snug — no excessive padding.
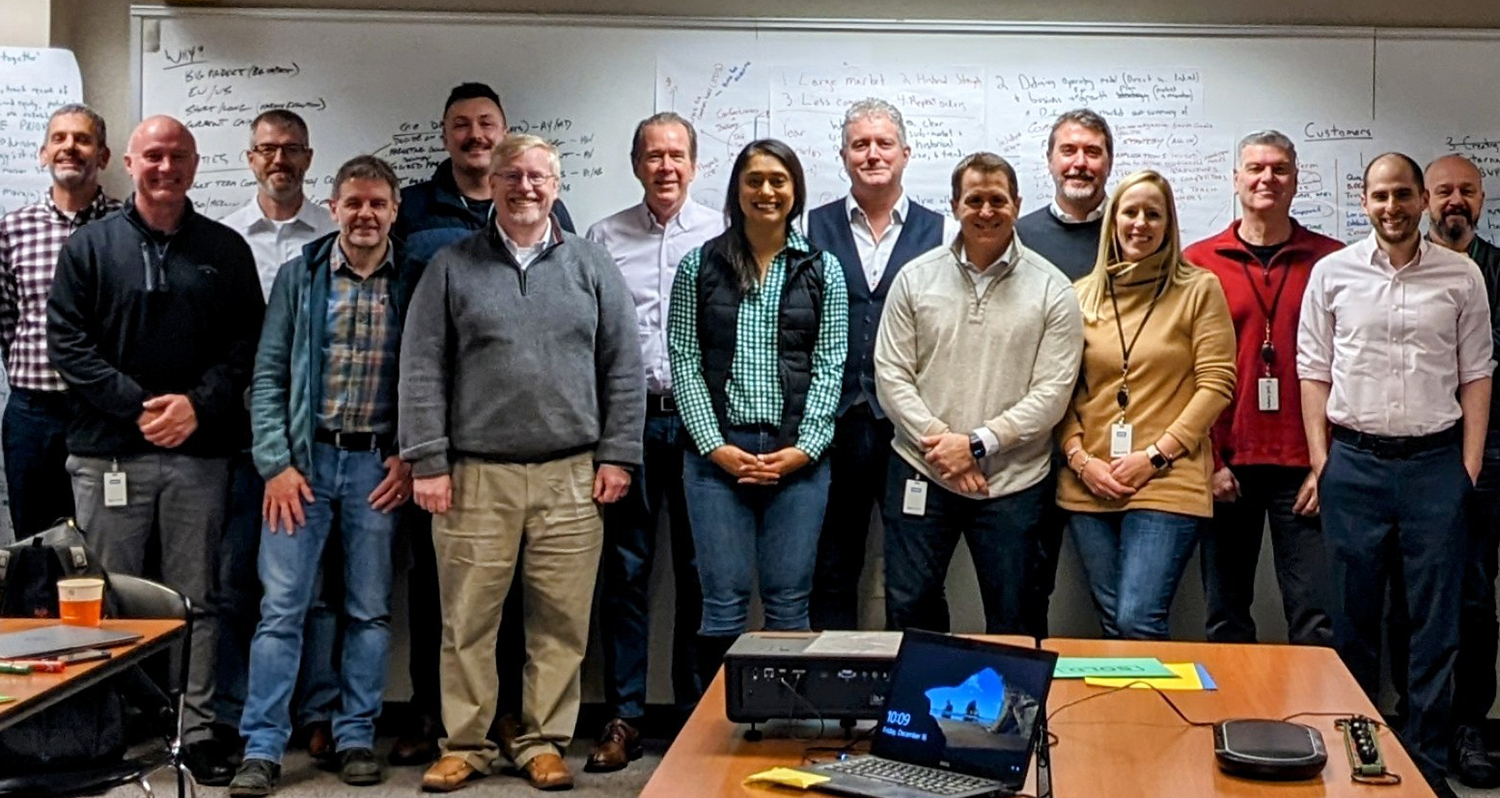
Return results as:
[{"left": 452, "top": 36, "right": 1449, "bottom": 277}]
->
[
  {"left": 798, "top": 629, "right": 1057, "bottom": 798},
  {"left": 725, "top": 631, "right": 899, "bottom": 729}
]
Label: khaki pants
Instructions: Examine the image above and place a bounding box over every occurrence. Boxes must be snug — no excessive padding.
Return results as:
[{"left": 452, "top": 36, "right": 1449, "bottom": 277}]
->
[{"left": 433, "top": 453, "right": 603, "bottom": 770}]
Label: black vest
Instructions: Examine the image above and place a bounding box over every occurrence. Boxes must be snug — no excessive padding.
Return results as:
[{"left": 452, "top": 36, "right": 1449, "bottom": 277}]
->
[
  {"left": 806, "top": 199, "right": 944, "bottom": 418},
  {"left": 696, "top": 233, "right": 827, "bottom": 448}
]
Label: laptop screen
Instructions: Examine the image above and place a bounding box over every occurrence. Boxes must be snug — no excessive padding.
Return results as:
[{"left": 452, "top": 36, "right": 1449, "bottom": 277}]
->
[{"left": 870, "top": 631, "right": 1058, "bottom": 788}]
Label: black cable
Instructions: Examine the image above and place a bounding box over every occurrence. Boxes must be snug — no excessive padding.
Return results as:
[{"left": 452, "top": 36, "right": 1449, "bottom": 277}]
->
[{"left": 777, "top": 674, "right": 827, "bottom": 742}]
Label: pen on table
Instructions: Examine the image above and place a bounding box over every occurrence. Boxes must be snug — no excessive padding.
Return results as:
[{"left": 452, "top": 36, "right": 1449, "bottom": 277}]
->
[{"left": 2, "top": 660, "right": 66, "bottom": 673}]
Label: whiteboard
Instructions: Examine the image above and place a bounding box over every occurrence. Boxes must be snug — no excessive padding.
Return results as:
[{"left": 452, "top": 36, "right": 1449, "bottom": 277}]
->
[{"left": 132, "top": 7, "right": 1474, "bottom": 244}]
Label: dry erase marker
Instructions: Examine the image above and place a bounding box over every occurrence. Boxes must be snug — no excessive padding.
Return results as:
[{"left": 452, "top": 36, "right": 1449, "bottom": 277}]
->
[
  {"left": 0, "top": 663, "right": 31, "bottom": 674},
  {"left": 4, "top": 660, "right": 64, "bottom": 673}
]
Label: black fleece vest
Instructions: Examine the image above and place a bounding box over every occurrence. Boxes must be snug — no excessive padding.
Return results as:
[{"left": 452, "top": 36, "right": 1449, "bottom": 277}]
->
[{"left": 696, "top": 233, "right": 826, "bottom": 448}]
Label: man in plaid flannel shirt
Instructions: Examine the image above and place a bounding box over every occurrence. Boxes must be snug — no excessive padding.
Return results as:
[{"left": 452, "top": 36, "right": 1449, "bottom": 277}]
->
[{"left": 0, "top": 103, "right": 120, "bottom": 540}]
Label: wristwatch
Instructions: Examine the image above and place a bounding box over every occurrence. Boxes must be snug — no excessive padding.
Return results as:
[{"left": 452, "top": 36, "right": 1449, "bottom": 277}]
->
[
  {"left": 1146, "top": 444, "right": 1173, "bottom": 471},
  {"left": 969, "top": 433, "right": 987, "bottom": 461}
]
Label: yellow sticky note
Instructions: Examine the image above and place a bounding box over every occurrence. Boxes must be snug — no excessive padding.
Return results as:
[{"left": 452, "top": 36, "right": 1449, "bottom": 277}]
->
[
  {"left": 744, "top": 767, "right": 832, "bottom": 789},
  {"left": 1084, "top": 662, "right": 1205, "bottom": 690}
]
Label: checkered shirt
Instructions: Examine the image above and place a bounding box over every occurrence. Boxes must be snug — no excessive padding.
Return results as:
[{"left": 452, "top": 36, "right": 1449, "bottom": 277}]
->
[
  {"left": 318, "top": 243, "right": 401, "bottom": 434},
  {"left": 0, "top": 190, "right": 122, "bottom": 391},
  {"left": 667, "top": 230, "right": 848, "bottom": 458}
]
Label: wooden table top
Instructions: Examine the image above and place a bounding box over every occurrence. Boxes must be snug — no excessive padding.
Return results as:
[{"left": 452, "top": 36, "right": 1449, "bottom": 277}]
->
[
  {"left": 642, "top": 636, "right": 1435, "bottom": 798},
  {"left": 0, "top": 618, "right": 185, "bottom": 731},
  {"left": 1042, "top": 638, "right": 1433, "bottom": 798}
]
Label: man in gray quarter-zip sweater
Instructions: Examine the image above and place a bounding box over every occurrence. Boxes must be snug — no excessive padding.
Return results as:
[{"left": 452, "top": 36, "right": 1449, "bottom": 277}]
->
[{"left": 399, "top": 133, "right": 643, "bottom": 793}]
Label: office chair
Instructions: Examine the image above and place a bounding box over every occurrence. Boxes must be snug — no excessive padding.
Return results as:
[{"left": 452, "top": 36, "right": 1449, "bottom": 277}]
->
[{"left": 0, "top": 573, "right": 195, "bottom": 798}]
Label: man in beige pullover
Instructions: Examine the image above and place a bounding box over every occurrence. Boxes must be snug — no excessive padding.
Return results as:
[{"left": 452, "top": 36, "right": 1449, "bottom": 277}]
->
[{"left": 874, "top": 152, "right": 1084, "bottom": 633}]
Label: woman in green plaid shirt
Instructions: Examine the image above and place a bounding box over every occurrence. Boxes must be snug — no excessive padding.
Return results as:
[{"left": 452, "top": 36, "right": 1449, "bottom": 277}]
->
[{"left": 667, "top": 139, "right": 849, "bottom": 684}]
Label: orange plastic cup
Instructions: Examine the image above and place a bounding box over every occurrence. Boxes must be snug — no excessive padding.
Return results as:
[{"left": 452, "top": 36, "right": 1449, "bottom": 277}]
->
[{"left": 57, "top": 577, "right": 105, "bottom": 627}]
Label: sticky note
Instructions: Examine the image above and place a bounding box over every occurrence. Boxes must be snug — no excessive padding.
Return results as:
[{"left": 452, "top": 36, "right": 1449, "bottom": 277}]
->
[
  {"left": 1054, "top": 657, "right": 1174, "bottom": 679},
  {"left": 1084, "top": 662, "right": 1215, "bottom": 691},
  {"left": 744, "top": 767, "right": 832, "bottom": 789}
]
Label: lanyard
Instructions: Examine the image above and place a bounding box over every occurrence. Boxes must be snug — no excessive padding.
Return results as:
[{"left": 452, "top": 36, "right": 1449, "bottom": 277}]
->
[
  {"left": 1106, "top": 266, "right": 1169, "bottom": 421},
  {"left": 1238, "top": 256, "right": 1294, "bottom": 376}
]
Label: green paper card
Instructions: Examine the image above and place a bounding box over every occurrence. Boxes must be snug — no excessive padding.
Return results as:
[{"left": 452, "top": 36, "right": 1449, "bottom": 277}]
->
[{"left": 1054, "top": 657, "right": 1175, "bottom": 679}]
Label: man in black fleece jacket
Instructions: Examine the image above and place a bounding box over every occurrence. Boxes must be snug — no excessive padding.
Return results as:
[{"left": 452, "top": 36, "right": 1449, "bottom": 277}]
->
[{"left": 47, "top": 115, "right": 264, "bottom": 786}]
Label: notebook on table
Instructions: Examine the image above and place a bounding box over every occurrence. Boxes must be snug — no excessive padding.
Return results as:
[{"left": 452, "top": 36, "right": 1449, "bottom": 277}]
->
[
  {"left": 0, "top": 625, "right": 142, "bottom": 659},
  {"left": 800, "top": 629, "right": 1058, "bottom": 798}
]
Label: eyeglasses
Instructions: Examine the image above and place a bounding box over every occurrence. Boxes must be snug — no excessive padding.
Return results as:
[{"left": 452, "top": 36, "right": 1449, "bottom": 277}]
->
[
  {"left": 496, "top": 170, "right": 556, "bottom": 187},
  {"left": 249, "top": 143, "right": 310, "bottom": 159}
]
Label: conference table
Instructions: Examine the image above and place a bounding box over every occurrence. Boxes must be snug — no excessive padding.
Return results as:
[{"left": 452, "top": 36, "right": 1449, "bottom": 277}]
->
[
  {"left": 641, "top": 636, "right": 1434, "bottom": 798},
  {"left": 0, "top": 618, "right": 185, "bottom": 731}
]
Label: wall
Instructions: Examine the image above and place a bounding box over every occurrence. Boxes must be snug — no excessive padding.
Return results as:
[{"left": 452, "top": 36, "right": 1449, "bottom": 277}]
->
[{"left": 1, "top": 0, "right": 51, "bottom": 46}]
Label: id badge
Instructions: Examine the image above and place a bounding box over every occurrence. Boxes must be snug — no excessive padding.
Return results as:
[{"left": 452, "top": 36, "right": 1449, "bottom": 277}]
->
[
  {"left": 1257, "top": 377, "right": 1280, "bottom": 412},
  {"left": 902, "top": 478, "right": 929, "bottom": 516},
  {"left": 1110, "top": 422, "right": 1134, "bottom": 458},
  {"left": 103, "top": 469, "right": 128, "bottom": 508}
]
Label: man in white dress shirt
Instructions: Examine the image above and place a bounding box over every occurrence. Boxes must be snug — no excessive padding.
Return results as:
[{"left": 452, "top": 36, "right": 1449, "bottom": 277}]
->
[
  {"left": 583, "top": 112, "right": 724, "bottom": 770},
  {"left": 1298, "top": 152, "right": 1493, "bottom": 798},
  {"left": 218, "top": 108, "right": 339, "bottom": 760}
]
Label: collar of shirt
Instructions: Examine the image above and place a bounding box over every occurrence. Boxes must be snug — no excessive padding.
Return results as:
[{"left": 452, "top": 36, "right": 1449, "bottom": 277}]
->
[
  {"left": 1364, "top": 232, "right": 1432, "bottom": 273},
  {"left": 496, "top": 217, "right": 556, "bottom": 268},
  {"left": 330, "top": 239, "right": 396, "bottom": 279},
  {"left": 845, "top": 192, "right": 910, "bottom": 228},
  {"left": 953, "top": 235, "right": 1019, "bottom": 277},
  {"left": 240, "top": 196, "right": 328, "bottom": 234},
  {"left": 636, "top": 196, "right": 708, "bottom": 233},
  {"left": 1049, "top": 199, "right": 1105, "bottom": 224},
  {"left": 42, "top": 187, "right": 113, "bottom": 225}
]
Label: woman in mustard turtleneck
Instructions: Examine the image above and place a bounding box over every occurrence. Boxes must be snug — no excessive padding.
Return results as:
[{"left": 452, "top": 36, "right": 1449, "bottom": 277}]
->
[{"left": 1056, "top": 170, "right": 1236, "bottom": 640}]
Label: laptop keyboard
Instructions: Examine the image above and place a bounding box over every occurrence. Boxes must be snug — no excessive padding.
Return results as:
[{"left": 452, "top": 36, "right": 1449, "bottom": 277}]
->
[{"left": 822, "top": 756, "right": 1000, "bottom": 795}]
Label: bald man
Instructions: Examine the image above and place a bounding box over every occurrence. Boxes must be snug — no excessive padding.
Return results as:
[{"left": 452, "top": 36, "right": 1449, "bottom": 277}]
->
[
  {"left": 47, "top": 115, "right": 265, "bottom": 786},
  {"left": 1422, "top": 154, "right": 1500, "bottom": 789}
]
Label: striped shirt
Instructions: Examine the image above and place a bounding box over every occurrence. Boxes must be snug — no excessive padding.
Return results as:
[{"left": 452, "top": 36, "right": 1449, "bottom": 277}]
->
[
  {"left": 318, "top": 243, "right": 400, "bottom": 434},
  {"left": 0, "top": 190, "right": 121, "bottom": 391},
  {"left": 668, "top": 230, "right": 849, "bottom": 458}
]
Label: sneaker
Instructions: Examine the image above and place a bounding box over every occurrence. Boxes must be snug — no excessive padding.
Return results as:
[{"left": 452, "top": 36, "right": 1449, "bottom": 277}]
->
[
  {"left": 1451, "top": 724, "right": 1500, "bottom": 788},
  {"left": 227, "top": 758, "right": 281, "bottom": 797},
  {"left": 339, "top": 746, "right": 385, "bottom": 786}
]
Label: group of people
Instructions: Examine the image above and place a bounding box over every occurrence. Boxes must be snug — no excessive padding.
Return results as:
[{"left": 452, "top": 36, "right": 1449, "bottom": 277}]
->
[{"left": 0, "top": 79, "right": 1495, "bottom": 798}]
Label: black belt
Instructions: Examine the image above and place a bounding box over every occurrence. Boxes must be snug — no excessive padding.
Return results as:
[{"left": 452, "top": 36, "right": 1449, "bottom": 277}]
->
[
  {"left": 1331, "top": 424, "right": 1461, "bottom": 459},
  {"left": 314, "top": 428, "right": 395, "bottom": 452},
  {"left": 647, "top": 393, "right": 676, "bottom": 415}
]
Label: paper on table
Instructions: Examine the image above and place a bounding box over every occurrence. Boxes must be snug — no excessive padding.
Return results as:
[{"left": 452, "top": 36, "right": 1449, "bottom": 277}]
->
[
  {"left": 1084, "top": 662, "right": 1215, "bottom": 691},
  {"left": 1054, "top": 657, "right": 1175, "bottom": 679},
  {"left": 744, "top": 767, "right": 831, "bottom": 789}
]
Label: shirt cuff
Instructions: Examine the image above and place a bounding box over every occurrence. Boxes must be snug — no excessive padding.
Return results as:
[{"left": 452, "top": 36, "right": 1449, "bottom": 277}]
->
[{"left": 973, "top": 427, "right": 1000, "bottom": 457}]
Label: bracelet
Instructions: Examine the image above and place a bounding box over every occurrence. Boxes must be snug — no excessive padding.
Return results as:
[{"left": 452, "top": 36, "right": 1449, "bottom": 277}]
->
[
  {"left": 1064, "top": 447, "right": 1084, "bottom": 468},
  {"left": 1072, "top": 453, "right": 1095, "bottom": 478}
]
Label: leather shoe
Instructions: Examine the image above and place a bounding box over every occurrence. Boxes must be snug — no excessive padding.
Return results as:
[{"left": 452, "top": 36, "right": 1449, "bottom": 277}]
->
[
  {"left": 184, "top": 739, "right": 236, "bottom": 786},
  {"left": 1451, "top": 724, "right": 1500, "bottom": 788},
  {"left": 421, "top": 755, "right": 481, "bottom": 792},
  {"left": 391, "top": 715, "right": 441, "bottom": 766},
  {"left": 523, "top": 753, "right": 574, "bottom": 791},
  {"left": 585, "top": 718, "right": 642, "bottom": 772},
  {"left": 306, "top": 720, "right": 335, "bottom": 761}
]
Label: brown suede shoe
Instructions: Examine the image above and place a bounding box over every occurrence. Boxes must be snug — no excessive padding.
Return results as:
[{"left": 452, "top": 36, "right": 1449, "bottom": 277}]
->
[
  {"left": 584, "top": 718, "right": 643, "bottom": 772},
  {"left": 523, "top": 753, "right": 574, "bottom": 791},
  {"left": 305, "top": 720, "right": 334, "bottom": 761},
  {"left": 421, "top": 755, "right": 481, "bottom": 792}
]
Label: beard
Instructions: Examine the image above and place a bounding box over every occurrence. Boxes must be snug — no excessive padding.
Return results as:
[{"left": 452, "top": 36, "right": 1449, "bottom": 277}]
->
[
  {"left": 48, "top": 162, "right": 92, "bottom": 189},
  {"left": 1435, "top": 209, "right": 1476, "bottom": 243},
  {"left": 1060, "top": 180, "right": 1101, "bottom": 203}
]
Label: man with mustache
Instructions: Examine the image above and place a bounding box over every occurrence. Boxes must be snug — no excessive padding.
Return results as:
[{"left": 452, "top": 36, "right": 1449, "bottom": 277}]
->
[
  {"left": 0, "top": 103, "right": 119, "bottom": 541},
  {"left": 218, "top": 108, "right": 340, "bottom": 763},
  {"left": 1423, "top": 153, "right": 1500, "bottom": 789},
  {"left": 805, "top": 99, "right": 953, "bottom": 632},
  {"left": 1187, "top": 131, "right": 1339, "bottom": 651},
  {"left": 582, "top": 112, "right": 723, "bottom": 770},
  {"left": 47, "top": 115, "right": 265, "bottom": 786},
  {"left": 391, "top": 82, "right": 578, "bottom": 764},
  {"left": 1012, "top": 109, "right": 1115, "bottom": 639},
  {"left": 401, "top": 133, "right": 642, "bottom": 792},
  {"left": 1298, "top": 152, "right": 1494, "bottom": 798}
]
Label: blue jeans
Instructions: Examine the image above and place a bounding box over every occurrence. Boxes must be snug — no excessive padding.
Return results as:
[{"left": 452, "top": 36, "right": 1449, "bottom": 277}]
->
[
  {"left": 1070, "top": 510, "right": 1201, "bottom": 639},
  {"left": 882, "top": 455, "right": 1043, "bottom": 634},
  {"left": 683, "top": 426, "right": 832, "bottom": 636},
  {"left": 240, "top": 444, "right": 397, "bottom": 762},
  {"left": 2, "top": 388, "right": 74, "bottom": 539},
  {"left": 214, "top": 454, "right": 340, "bottom": 730},
  {"left": 600, "top": 412, "right": 700, "bottom": 718}
]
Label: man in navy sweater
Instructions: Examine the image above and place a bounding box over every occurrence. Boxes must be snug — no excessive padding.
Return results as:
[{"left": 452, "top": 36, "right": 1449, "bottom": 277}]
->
[
  {"left": 1012, "top": 108, "right": 1114, "bottom": 639},
  {"left": 806, "top": 99, "right": 951, "bottom": 630}
]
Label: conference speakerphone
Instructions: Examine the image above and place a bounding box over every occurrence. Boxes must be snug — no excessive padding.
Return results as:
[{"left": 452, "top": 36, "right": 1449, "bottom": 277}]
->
[{"left": 724, "top": 631, "right": 899, "bottom": 725}]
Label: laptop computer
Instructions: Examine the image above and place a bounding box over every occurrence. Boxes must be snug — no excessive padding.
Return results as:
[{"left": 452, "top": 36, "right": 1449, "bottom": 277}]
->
[
  {"left": 0, "top": 625, "right": 142, "bottom": 659},
  {"left": 801, "top": 629, "right": 1058, "bottom": 798}
]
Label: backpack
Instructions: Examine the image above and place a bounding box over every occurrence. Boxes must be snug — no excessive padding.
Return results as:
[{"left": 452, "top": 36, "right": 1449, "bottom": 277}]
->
[{"left": 0, "top": 519, "right": 126, "bottom": 774}]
